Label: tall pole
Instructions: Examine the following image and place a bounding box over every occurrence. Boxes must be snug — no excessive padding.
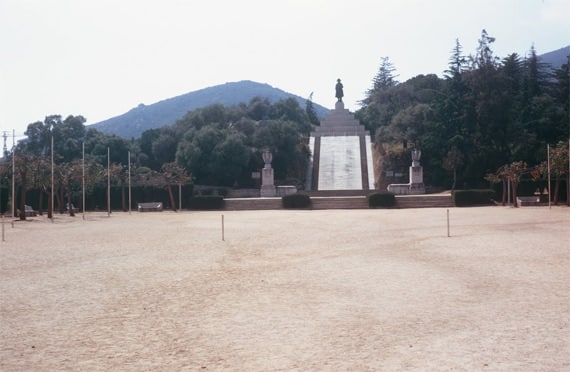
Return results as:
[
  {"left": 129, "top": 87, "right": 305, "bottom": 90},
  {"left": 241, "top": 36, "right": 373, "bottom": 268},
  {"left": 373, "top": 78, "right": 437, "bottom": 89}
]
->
[
  {"left": 82, "top": 142, "right": 85, "bottom": 220},
  {"left": 50, "top": 135, "right": 54, "bottom": 221},
  {"left": 107, "top": 147, "right": 111, "bottom": 217},
  {"left": 11, "top": 129, "right": 15, "bottom": 218},
  {"left": 128, "top": 151, "right": 131, "bottom": 214},
  {"left": 547, "top": 144, "right": 551, "bottom": 209}
]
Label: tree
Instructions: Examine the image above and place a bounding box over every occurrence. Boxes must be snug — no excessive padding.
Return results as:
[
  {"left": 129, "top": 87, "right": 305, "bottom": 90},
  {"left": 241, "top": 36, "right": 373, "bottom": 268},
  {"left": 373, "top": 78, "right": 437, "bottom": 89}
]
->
[
  {"left": 137, "top": 128, "right": 161, "bottom": 169},
  {"left": 58, "top": 159, "right": 83, "bottom": 216},
  {"left": 485, "top": 166, "right": 508, "bottom": 205},
  {"left": 533, "top": 141, "right": 569, "bottom": 205},
  {"left": 305, "top": 92, "right": 320, "bottom": 126},
  {"left": 503, "top": 161, "right": 527, "bottom": 208},
  {"left": 253, "top": 120, "right": 301, "bottom": 180},
  {"left": 209, "top": 134, "right": 250, "bottom": 186},
  {"left": 442, "top": 146, "right": 464, "bottom": 190},
  {"left": 158, "top": 162, "right": 191, "bottom": 211},
  {"left": 367, "top": 56, "right": 399, "bottom": 96},
  {"left": 470, "top": 29, "right": 499, "bottom": 70},
  {"left": 12, "top": 152, "right": 37, "bottom": 220},
  {"left": 152, "top": 127, "right": 178, "bottom": 166}
]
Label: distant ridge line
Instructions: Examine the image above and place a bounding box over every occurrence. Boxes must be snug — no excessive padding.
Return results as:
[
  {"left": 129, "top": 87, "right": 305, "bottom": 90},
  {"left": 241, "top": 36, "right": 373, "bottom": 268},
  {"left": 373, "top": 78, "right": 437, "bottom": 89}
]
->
[{"left": 88, "top": 80, "right": 330, "bottom": 138}]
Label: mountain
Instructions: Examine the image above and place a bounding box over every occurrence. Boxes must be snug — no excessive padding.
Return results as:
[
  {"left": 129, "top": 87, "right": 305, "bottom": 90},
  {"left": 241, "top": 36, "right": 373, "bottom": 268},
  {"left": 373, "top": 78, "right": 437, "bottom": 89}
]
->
[
  {"left": 539, "top": 45, "right": 569, "bottom": 69},
  {"left": 88, "top": 80, "right": 330, "bottom": 138}
]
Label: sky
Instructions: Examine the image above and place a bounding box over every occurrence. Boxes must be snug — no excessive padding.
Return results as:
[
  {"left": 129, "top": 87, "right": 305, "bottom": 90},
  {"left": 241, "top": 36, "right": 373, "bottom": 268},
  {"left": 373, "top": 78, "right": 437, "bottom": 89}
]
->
[{"left": 1, "top": 0, "right": 569, "bottom": 142}]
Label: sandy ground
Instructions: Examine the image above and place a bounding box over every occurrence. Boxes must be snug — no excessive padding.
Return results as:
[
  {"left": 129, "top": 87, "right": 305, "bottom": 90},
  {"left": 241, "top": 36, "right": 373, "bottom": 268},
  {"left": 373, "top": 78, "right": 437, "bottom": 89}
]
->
[{"left": 0, "top": 206, "right": 568, "bottom": 371}]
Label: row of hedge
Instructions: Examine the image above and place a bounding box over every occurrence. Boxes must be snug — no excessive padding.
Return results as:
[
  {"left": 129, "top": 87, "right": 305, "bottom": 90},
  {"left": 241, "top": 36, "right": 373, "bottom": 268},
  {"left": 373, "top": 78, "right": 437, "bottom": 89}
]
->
[{"left": 452, "top": 189, "right": 496, "bottom": 207}]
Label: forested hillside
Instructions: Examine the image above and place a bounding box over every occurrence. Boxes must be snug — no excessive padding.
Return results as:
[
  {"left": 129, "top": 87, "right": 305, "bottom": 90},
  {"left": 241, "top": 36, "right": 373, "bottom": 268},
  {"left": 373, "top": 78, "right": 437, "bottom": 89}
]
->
[
  {"left": 357, "top": 32, "right": 568, "bottom": 192},
  {"left": 88, "top": 80, "right": 329, "bottom": 139}
]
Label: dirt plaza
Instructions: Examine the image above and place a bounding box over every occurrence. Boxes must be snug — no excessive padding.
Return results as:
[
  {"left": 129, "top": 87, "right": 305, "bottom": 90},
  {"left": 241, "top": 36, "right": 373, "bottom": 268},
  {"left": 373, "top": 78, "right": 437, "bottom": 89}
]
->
[{"left": 1, "top": 206, "right": 568, "bottom": 371}]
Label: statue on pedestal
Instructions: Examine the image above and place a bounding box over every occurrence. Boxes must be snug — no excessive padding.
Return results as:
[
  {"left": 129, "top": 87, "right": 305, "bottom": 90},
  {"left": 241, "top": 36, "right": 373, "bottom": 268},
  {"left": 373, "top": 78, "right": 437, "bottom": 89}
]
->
[{"left": 335, "top": 79, "right": 344, "bottom": 102}]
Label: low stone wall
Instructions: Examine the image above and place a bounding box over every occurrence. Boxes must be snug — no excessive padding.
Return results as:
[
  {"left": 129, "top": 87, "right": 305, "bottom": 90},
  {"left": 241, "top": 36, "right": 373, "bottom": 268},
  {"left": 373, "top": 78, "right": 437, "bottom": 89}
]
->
[
  {"left": 276, "top": 186, "right": 297, "bottom": 196},
  {"left": 226, "top": 189, "right": 260, "bottom": 198},
  {"left": 226, "top": 186, "right": 298, "bottom": 198},
  {"left": 387, "top": 183, "right": 425, "bottom": 195}
]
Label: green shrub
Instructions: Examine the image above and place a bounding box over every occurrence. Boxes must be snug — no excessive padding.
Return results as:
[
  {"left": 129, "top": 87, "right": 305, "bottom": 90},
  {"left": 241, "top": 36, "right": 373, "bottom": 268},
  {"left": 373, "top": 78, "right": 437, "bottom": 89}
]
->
[
  {"left": 368, "top": 191, "right": 396, "bottom": 208},
  {"left": 452, "top": 189, "right": 496, "bottom": 207},
  {"left": 189, "top": 195, "right": 224, "bottom": 210},
  {"left": 282, "top": 193, "right": 311, "bottom": 208}
]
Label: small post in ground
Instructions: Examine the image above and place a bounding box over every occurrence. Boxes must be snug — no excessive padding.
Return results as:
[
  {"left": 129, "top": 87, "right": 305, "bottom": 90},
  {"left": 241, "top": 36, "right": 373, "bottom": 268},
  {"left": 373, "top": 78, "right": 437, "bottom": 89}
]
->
[{"left": 446, "top": 208, "right": 450, "bottom": 237}]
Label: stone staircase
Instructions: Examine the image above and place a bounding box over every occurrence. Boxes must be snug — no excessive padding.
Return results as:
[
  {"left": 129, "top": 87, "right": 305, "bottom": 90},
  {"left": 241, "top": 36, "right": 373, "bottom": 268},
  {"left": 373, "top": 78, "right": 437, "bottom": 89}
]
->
[
  {"left": 223, "top": 193, "right": 454, "bottom": 211},
  {"left": 311, "top": 196, "right": 369, "bottom": 209},
  {"left": 224, "top": 198, "right": 282, "bottom": 211},
  {"left": 395, "top": 194, "right": 454, "bottom": 208}
]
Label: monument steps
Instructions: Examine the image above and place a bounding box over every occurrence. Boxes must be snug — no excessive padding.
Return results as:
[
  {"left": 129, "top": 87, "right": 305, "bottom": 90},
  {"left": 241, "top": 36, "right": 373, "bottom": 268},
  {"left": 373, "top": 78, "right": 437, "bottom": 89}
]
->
[
  {"left": 222, "top": 194, "right": 454, "bottom": 210},
  {"left": 395, "top": 194, "right": 454, "bottom": 208},
  {"left": 224, "top": 198, "right": 282, "bottom": 211}
]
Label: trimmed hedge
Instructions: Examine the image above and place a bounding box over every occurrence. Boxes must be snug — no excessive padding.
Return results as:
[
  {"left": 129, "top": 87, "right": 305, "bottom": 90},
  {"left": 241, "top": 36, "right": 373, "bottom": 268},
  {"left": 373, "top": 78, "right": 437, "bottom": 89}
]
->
[
  {"left": 282, "top": 193, "right": 311, "bottom": 208},
  {"left": 452, "top": 189, "right": 496, "bottom": 207},
  {"left": 189, "top": 195, "right": 224, "bottom": 210},
  {"left": 368, "top": 191, "right": 396, "bottom": 208}
]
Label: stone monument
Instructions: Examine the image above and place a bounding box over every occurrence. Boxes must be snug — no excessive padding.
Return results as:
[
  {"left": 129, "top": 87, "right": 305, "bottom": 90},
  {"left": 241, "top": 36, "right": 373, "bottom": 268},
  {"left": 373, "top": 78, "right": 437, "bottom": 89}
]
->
[
  {"left": 305, "top": 79, "right": 375, "bottom": 191},
  {"left": 387, "top": 149, "right": 425, "bottom": 195},
  {"left": 260, "top": 149, "right": 276, "bottom": 197}
]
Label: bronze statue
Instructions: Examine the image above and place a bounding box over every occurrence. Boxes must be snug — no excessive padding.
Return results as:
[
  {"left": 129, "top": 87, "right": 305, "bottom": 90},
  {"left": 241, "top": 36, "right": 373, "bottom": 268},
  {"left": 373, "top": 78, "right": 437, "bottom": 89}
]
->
[{"left": 335, "top": 78, "right": 344, "bottom": 102}]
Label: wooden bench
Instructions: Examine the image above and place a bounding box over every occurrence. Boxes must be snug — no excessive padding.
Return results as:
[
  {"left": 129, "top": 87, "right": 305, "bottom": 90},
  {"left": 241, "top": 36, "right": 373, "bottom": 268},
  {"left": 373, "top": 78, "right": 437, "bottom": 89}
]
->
[
  {"left": 137, "top": 202, "right": 163, "bottom": 212},
  {"left": 516, "top": 196, "right": 540, "bottom": 207}
]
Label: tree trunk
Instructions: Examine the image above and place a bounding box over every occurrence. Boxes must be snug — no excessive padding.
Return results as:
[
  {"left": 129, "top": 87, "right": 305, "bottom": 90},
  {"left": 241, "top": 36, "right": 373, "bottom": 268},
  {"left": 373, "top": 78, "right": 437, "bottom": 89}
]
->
[
  {"left": 167, "top": 184, "right": 176, "bottom": 212},
  {"left": 501, "top": 180, "right": 507, "bottom": 206},
  {"left": 47, "top": 187, "right": 53, "bottom": 219},
  {"left": 512, "top": 182, "right": 518, "bottom": 208},
  {"left": 553, "top": 175, "right": 560, "bottom": 205}
]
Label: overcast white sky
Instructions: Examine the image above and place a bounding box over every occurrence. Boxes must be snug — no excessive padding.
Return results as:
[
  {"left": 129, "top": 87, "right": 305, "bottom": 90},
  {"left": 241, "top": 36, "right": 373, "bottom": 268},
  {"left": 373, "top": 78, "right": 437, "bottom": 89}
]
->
[{"left": 1, "top": 0, "right": 569, "bottom": 140}]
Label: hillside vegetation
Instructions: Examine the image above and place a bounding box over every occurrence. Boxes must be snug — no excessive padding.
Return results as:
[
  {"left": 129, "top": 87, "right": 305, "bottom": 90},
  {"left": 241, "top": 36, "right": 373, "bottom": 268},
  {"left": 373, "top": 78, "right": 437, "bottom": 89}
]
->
[{"left": 89, "top": 80, "right": 329, "bottom": 138}]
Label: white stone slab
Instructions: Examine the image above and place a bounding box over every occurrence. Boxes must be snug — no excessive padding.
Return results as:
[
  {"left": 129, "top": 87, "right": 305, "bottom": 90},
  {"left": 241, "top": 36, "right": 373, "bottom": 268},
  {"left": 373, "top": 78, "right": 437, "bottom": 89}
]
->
[
  {"left": 365, "top": 135, "right": 374, "bottom": 189},
  {"left": 318, "top": 136, "right": 362, "bottom": 190}
]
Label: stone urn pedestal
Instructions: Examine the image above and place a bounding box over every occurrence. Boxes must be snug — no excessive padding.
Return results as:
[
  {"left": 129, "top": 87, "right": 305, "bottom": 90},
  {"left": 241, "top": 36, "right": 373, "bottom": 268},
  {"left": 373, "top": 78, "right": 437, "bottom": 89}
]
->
[{"left": 260, "top": 150, "right": 276, "bottom": 197}]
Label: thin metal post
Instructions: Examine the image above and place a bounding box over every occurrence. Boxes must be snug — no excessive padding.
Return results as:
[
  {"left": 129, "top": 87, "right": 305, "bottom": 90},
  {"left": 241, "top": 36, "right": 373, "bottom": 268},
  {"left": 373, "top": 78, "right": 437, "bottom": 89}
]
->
[
  {"left": 446, "top": 209, "right": 450, "bottom": 237},
  {"left": 128, "top": 151, "right": 132, "bottom": 214},
  {"left": 82, "top": 142, "right": 85, "bottom": 220},
  {"left": 547, "top": 144, "right": 551, "bottom": 209},
  {"left": 51, "top": 135, "right": 54, "bottom": 221},
  {"left": 221, "top": 214, "right": 225, "bottom": 241},
  {"left": 107, "top": 147, "right": 110, "bottom": 217},
  {"left": 11, "top": 129, "right": 15, "bottom": 219}
]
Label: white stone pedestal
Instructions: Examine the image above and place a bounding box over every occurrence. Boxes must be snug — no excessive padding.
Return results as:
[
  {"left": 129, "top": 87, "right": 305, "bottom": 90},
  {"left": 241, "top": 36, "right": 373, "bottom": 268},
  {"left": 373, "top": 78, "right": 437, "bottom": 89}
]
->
[
  {"left": 260, "top": 149, "right": 276, "bottom": 197},
  {"left": 260, "top": 166, "right": 276, "bottom": 197},
  {"left": 409, "top": 165, "right": 425, "bottom": 194}
]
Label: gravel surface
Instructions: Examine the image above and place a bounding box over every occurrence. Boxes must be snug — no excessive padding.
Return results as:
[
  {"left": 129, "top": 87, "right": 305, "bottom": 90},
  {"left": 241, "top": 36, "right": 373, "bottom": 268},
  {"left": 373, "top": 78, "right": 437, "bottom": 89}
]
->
[{"left": 1, "top": 207, "right": 568, "bottom": 371}]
